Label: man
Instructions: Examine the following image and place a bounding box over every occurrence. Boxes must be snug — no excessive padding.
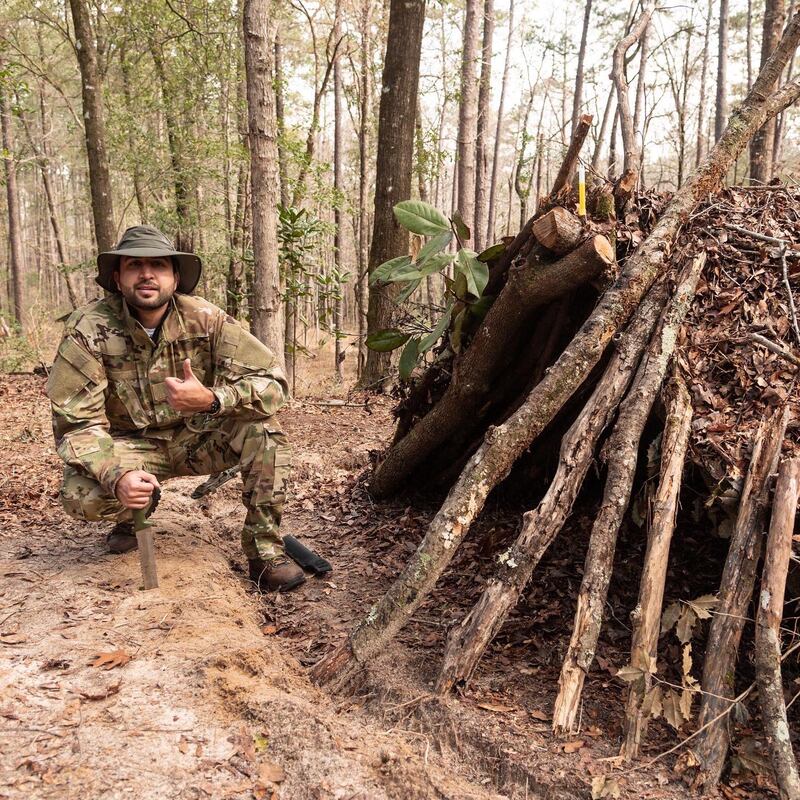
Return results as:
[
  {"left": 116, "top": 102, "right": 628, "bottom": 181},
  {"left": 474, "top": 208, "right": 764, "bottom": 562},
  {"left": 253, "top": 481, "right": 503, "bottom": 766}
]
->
[{"left": 46, "top": 225, "right": 305, "bottom": 592}]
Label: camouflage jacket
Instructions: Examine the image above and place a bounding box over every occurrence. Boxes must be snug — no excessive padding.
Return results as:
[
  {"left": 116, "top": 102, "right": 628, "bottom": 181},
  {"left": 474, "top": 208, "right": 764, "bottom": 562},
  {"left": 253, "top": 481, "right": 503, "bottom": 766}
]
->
[{"left": 47, "top": 293, "right": 288, "bottom": 494}]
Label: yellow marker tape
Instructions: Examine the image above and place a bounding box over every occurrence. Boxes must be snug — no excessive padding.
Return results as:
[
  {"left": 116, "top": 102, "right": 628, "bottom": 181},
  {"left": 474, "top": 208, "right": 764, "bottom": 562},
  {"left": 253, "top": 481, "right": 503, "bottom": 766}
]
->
[{"left": 578, "top": 162, "right": 586, "bottom": 218}]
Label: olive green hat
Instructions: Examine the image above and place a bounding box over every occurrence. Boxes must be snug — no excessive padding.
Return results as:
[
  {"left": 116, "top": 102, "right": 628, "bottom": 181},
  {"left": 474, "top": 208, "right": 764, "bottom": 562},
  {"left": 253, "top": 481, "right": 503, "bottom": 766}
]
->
[{"left": 96, "top": 225, "right": 202, "bottom": 294}]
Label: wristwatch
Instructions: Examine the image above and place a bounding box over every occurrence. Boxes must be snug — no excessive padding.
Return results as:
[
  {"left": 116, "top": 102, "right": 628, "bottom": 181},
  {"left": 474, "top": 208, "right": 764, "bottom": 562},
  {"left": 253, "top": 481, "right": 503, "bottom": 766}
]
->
[{"left": 207, "top": 394, "right": 221, "bottom": 415}]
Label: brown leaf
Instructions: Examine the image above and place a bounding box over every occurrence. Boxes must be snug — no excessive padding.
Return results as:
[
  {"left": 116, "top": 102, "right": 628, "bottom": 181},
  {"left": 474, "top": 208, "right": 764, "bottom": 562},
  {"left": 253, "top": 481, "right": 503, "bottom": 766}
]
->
[
  {"left": 476, "top": 702, "right": 515, "bottom": 713},
  {"left": 89, "top": 649, "right": 131, "bottom": 670},
  {"left": 529, "top": 709, "right": 549, "bottom": 721},
  {"left": 261, "top": 624, "right": 278, "bottom": 636},
  {"left": 0, "top": 632, "right": 28, "bottom": 645},
  {"left": 258, "top": 761, "right": 286, "bottom": 784},
  {"left": 563, "top": 739, "right": 585, "bottom": 754}
]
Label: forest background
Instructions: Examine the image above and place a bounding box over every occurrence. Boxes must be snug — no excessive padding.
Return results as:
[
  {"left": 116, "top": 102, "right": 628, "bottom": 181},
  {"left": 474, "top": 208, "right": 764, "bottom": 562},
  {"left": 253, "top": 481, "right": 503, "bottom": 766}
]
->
[{"left": 0, "top": 0, "right": 797, "bottom": 388}]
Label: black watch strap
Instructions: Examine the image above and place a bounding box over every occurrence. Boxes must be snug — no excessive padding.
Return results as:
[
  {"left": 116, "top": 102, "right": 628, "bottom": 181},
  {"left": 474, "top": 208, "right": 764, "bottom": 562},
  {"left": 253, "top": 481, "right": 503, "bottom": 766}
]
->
[{"left": 208, "top": 395, "right": 221, "bottom": 415}]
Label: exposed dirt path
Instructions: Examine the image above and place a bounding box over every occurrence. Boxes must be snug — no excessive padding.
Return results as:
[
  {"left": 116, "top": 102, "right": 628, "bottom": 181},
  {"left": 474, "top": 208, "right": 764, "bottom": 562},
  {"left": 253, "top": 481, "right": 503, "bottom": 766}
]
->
[{"left": 0, "top": 375, "right": 502, "bottom": 800}]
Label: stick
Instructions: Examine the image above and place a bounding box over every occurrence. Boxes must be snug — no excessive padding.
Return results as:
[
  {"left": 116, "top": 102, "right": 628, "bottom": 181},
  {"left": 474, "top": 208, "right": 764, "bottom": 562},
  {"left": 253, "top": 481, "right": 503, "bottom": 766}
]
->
[
  {"left": 550, "top": 114, "right": 593, "bottom": 197},
  {"left": 621, "top": 375, "right": 693, "bottom": 760},
  {"left": 552, "top": 253, "right": 705, "bottom": 735},
  {"left": 750, "top": 332, "right": 800, "bottom": 368},
  {"left": 694, "top": 404, "right": 790, "bottom": 790},
  {"left": 755, "top": 455, "right": 800, "bottom": 800}
]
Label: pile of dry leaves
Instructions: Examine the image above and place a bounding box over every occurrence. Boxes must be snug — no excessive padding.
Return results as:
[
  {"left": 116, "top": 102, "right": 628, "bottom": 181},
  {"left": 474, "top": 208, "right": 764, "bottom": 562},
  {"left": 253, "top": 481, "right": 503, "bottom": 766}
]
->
[{"left": 674, "top": 186, "right": 800, "bottom": 487}]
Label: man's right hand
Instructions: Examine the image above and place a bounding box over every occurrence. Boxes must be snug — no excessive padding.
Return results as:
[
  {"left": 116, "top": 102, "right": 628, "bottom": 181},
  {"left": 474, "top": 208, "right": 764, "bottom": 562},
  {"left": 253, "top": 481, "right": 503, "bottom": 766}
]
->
[{"left": 115, "top": 470, "right": 160, "bottom": 509}]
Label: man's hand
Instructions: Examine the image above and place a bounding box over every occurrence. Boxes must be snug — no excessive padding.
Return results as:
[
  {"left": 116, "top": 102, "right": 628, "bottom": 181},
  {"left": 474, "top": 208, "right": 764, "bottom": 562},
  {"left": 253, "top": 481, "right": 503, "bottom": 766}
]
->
[
  {"left": 115, "top": 470, "right": 160, "bottom": 510},
  {"left": 165, "top": 358, "right": 216, "bottom": 412}
]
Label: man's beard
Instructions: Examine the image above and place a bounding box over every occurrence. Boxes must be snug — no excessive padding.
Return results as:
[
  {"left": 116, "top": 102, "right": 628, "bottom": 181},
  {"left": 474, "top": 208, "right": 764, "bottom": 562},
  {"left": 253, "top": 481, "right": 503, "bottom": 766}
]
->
[{"left": 120, "top": 283, "right": 175, "bottom": 310}]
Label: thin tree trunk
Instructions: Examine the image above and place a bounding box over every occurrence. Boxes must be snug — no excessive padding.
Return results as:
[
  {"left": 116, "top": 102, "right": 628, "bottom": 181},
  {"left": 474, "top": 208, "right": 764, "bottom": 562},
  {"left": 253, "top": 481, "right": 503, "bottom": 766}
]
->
[
  {"left": 486, "top": 0, "right": 514, "bottom": 245},
  {"left": 311, "top": 16, "right": 800, "bottom": 689},
  {"left": 333, "top": 0, "right": 344, "bottom": 381},
  {"left": 243, "top": 0, "right": 285, "bottom": 362},
  {"left": 695, "top": 404, "right": 791, "bottom": 789},
  {"left": 68, "top": 0, "right": 116, "bottom": 252},
  {"left": 473, "top": 0, "right": 494, "bottom": 253},
  {"left": 755, "top": 455, "right": 800, "bottom": 800},
  {"left": 456, "top": 0, "right": 481, "bottom": 234},
  {"left": 715, "top": 0, "right": 730, "bottom": 143},
  {"left": 750, "top": 0, "right": 787, "bottom": 183},
  {"left": 119, "top": 46, "right": 148, "bottom": 223},
  {"left": 361, "top": 0, "right": 426, "bottom": 387},
  {"left": 0, "top": 78, "right": 25, "bottom": 329},
  {"left": 274, "top": 30, "right": 289, "bottom": 210},
  {"left": 696, "top": 0, "right": 713, "bottom": 167},
  {"left": 572, "top": 0, "right": 593, "bottom": 134}
]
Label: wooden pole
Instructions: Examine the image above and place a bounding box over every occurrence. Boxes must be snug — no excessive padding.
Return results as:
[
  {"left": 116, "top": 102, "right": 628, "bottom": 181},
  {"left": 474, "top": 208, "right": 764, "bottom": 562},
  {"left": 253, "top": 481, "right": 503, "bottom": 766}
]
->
[
  {"left": 755, "top": 455, "right": 800, "bottom": 800},
  {"left": 621, "top": 375, "right": 692, "bottom": 760}
]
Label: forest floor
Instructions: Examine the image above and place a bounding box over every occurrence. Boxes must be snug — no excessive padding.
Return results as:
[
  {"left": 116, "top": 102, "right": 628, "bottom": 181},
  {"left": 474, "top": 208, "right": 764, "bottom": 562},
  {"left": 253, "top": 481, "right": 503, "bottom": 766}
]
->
[{"left": 0, "top": 354, "right": 783, "bottom": 799}]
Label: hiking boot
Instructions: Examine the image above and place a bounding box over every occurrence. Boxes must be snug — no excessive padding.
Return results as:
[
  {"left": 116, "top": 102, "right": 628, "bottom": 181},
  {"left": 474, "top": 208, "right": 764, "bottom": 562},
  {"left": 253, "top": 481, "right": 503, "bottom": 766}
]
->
[
  {"left": 107, "top": 521, "right": 137, "bottom": 554},
  {"left": 248, "top": 556, "right": 306, "bottom": 592}
]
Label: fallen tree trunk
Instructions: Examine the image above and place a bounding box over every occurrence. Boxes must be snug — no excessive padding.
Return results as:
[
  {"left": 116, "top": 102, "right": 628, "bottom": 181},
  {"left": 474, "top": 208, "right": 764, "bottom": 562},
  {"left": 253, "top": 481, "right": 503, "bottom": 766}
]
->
[
  {"left": 694, "top": 404, "right": 790, "bottom": 790},
  {"left": 371, "top": 235, "right": 614, "bottom": 498},
  {"left": 755, "top": 455, "right": 800, "bottom": 800},
  {"left": 621, "top": 375, "right": 693, "bottom": 760},
  {"left": 435, "top": 278, "right": 671, "bottom": 693},
  {"left": 311, "top": 15, "right": 800, "bottom": 691},
  {"left": 552, "top": 253, "right": 705, "bottom": 735}
]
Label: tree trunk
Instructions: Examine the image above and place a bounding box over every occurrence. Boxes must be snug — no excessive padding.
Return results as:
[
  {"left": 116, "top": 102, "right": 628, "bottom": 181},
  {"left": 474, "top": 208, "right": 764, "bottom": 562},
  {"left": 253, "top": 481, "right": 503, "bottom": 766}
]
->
[
  {"left": 333, "top": 0, "right": 344, "bottom": 381},
  {"left": 243, "top": 0, "right": 285, "bottom": 362},
  {"left": 572, "top": 0, "right": 593, "bottom": 133},
  {"left": 715, "top": 0, "right": 730, "bottom": 143},
  {"left": 456, "top": 0, "right": 481, "bottom": 235},
  {"left": 750, "top": 0, "right": 787, "bottom": 183},
  {"left": 312, "top": 18, "right": 800, "bottom": 688},
  {"left": 119, "top": 46, "right": 148, "bottom": 224},
  {"left": 695, "top": 404, "right": 791, "bottom": 789},
  {"left": 68, "top": 0, "right": 116, "bottom": 253},
  {"left": 361, "top": 0, "right": 426, "bottom": 387},
  {"left": 486, "top": 0, "right": 514, "bottom": 245},
  {"left": 696, "top": 0, "right": 713, "bottom": 167},
  {"left": 0, "top": 78, "right": 25, "bottom": 329},
  {"left": 473, "top": 0, "right": 494, "bottom": 253},
  {"left": 621, "top": 375, "right": 692, "bottom": 759},
  {"left": 755, "top": 455, "right": 800, "bottom": 800}
]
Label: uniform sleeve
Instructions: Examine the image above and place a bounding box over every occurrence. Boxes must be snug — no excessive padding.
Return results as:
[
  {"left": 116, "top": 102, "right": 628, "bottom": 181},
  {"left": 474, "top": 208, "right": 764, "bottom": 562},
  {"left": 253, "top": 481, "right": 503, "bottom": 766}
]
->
[
  {"left": 210, "top": 318, "right": 289, "bottom": 419},
  {"left": 46, "top": 334, "right": 128, "bottom": 495}
]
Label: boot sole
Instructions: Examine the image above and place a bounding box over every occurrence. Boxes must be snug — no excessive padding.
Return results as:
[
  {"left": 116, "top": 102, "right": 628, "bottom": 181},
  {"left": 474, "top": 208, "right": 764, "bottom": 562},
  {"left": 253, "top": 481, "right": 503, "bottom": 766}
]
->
[{"left": 272, "top": 573, "right": 306, "bottom": 592}]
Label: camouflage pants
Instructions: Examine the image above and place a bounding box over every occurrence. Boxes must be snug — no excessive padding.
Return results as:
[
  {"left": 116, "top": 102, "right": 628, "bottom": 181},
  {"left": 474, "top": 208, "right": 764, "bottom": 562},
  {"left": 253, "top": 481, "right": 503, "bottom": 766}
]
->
[{"left": 59, "top": 416, "right": 291, "bottom": 560}]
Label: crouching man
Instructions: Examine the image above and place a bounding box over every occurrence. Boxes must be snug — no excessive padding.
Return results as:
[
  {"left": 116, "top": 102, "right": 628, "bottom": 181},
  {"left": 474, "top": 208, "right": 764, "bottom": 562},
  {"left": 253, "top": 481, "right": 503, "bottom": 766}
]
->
[{"left": 46, "top": 225, "right": 305, "bottom": 592}]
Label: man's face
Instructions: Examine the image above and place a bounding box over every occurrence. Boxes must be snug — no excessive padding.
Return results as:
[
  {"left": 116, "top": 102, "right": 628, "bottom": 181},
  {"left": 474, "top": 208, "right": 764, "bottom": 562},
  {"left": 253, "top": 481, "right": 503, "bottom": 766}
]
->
[{"left": 114, "top": 256, "right": 178, "bottom": 310}]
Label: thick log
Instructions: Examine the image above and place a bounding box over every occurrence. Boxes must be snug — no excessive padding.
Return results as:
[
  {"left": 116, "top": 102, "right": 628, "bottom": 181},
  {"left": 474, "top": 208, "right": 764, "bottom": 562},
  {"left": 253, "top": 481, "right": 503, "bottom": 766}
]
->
[
  {"left": 552, "top": 254, "right": 705, "bottom": 735},
  {"left": 694, "top": 404, "right": 790, "bottom": 789},
  {"left": 621, "top": 375, "right": 692, "bottom": 760},
  {"left": 532, "top": 207, "right": 584, "bottom": 255},
  {"left": 755, "top": 455, "right": 800, "bottom": 800},
  {"left": 311, "top": 22, "right": 800, "bottom": 689},
  {"left": 435, "top": 278, "right": 670, "bottom": 694},
  {"left": 371, "top": 235, "right": 615, "bottom": 498}
]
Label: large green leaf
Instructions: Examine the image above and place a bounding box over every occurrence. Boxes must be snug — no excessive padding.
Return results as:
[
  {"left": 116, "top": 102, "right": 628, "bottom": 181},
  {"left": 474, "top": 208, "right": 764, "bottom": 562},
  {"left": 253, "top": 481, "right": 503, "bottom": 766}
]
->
[
  {"left": 456, "top": 250, "right": 490, "bottom": 298},
  {"left": 365, "top": 329, "right": 410, "bottom": 352},
  {"left": 417, "top": 231, "right": 452, "bottom": 266},
  {"left": 419, "top": 302, "right": 454, "bottom": 353},
  {"left": 477, "top": 242, "right": 506, "bottom": 262},
  {"left": 452, "top": 209, "right": 471, "bottom": 242},
  {"left": 398, "top": 337, "right": 420, "bottom": 381},
  {"left": 396, "top": 278, "right": 421, "bottom": 304},
  {"left": 370, "top": 255, "right": 412, "bottom": 286},
  {"left": 418, "top": 252, "right": 453, "bottom": 277},
  {"left": 394, "top": 200, "right": 451, "bottom": 236}
]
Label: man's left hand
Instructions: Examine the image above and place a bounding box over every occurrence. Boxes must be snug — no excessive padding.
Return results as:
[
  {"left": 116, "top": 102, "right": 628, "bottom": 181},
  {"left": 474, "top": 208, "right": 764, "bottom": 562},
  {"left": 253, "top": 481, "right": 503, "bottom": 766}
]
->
[{"left": 165, "top": 358, "right": 216, "bottom": 412}]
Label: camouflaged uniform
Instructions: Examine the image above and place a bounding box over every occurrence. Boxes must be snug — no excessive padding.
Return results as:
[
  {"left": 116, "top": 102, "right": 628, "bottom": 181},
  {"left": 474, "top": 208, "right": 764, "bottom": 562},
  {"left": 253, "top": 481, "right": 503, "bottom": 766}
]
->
[{"left": 47, "top": 292, "right": 291, "bottom": 561}]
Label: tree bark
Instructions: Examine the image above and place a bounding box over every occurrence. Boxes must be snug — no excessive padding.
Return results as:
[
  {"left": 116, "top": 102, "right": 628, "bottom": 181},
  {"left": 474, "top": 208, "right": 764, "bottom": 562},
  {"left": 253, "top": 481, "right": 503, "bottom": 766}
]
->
[
  {"left": 312, "top": 18, "right": 800, "bottom": 688},
  {"left": 473, "top": 0, "right": 494, "bottom": 253},
  {"left": 486, "top": 0, "right": 514, "bottom": 245},
  {"left": 243, "top": 0, "right": 285, "bottom": 361},
  {"left": 333, "top": 0, "right": 344, "bottom": 381},
  {"left": 750, "top": 0, "right": 787, "bottom": 183},
  {"left": 620, "top": 375, "right": 692, "bottom": 759},
  {"left": 274, "top": 30, "right": 289, "bottom": 211},
  {"left": 755, "top": 455, "right": 800, "bottom": 800},
  {"left": 456, "top": 0, "right": 481, "bottom": 235},
  {"left": 695, "top": 404, "right": 791, "bottom": 790},
  {"left": 531, "top": 208, "right": 584, "bottom": 254},
  {"left": 68, "top": 0, "right": 116, "bottom": 253},
  {"left": 572, "top": 0, "right": 593, "bottom": 134},
  {"left": 0, "top": 78, "right": 25, "bottom": 329},
  {"left": 362, "top": 0, "right": 426, "bottom": 387},
  {"left": 696, "top": 0, "right": 713, "bottom": 167},
  {"left": 715, "top": 0, "right": 730, "bottom": 143}
]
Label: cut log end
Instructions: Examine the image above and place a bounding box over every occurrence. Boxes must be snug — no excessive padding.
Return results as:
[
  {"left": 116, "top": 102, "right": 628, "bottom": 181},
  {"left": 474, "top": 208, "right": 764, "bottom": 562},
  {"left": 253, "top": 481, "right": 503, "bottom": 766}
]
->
[
  {"left": 531, "top": 207, "right": 583, "bottom": 255},
  {"left": 593, "top": 234, "right": 615, "bottom": 265}
]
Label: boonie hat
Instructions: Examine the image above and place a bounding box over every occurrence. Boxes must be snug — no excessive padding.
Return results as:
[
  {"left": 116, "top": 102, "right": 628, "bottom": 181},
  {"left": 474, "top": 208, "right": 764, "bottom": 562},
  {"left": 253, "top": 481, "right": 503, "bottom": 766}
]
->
[{"left": 96, "top": 225, "right": 202, "bottom": 294}]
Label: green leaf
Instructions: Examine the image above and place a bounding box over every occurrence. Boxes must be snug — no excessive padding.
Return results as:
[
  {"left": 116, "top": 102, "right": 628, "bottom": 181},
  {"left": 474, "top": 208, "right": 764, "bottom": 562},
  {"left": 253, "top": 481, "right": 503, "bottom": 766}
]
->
[
  {"left": 370, "top": 255, "right": 412, "bottom": 285},
  {"left": 452, "top": 209, "right": 471, "bottom": 242},
  {"left": 456, "top": 250, "right": 490, "bottom": 298},
  {"left": 419, "top": 303, "right": 454, "bottom": 353},
  {"left": 365, "top": 329, "right": 410, "bottom": 352},
  {"left": 477, "top": 242, "right": 505, "bottom": 262},
  {"left": 417, "top": 231, "right": 452, "bottom": 266},
  {"left": 393, "top": 200, "right": 451, "bottom": 236},
  {"left": 398, "top": 337, "right": 420, "bottom": 381},
  {"left": 452, "top": 272, "right": 468, "bottom": 301},
  {"left": 396, "top": 278, "right": 421, "bottom": 304},
  {"left": 450, "top": 307, "right": 467, "bottom": 353},
  {"left": 418, "top": 253, "right": 453, "bottom": 276},
  {"left": 466, "top": 294, "right": 494, "bottom": 323}
]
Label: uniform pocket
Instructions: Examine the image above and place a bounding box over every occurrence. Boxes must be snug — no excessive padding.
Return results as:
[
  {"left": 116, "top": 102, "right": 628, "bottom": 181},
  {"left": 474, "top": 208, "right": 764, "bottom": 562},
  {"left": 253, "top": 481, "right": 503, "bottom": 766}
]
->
[
  {"left": 269, "top": 433, "right": 291, "bottom": 504},
  {"left": 111, "top": 380, "right": 151, "bottom": 429}
]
